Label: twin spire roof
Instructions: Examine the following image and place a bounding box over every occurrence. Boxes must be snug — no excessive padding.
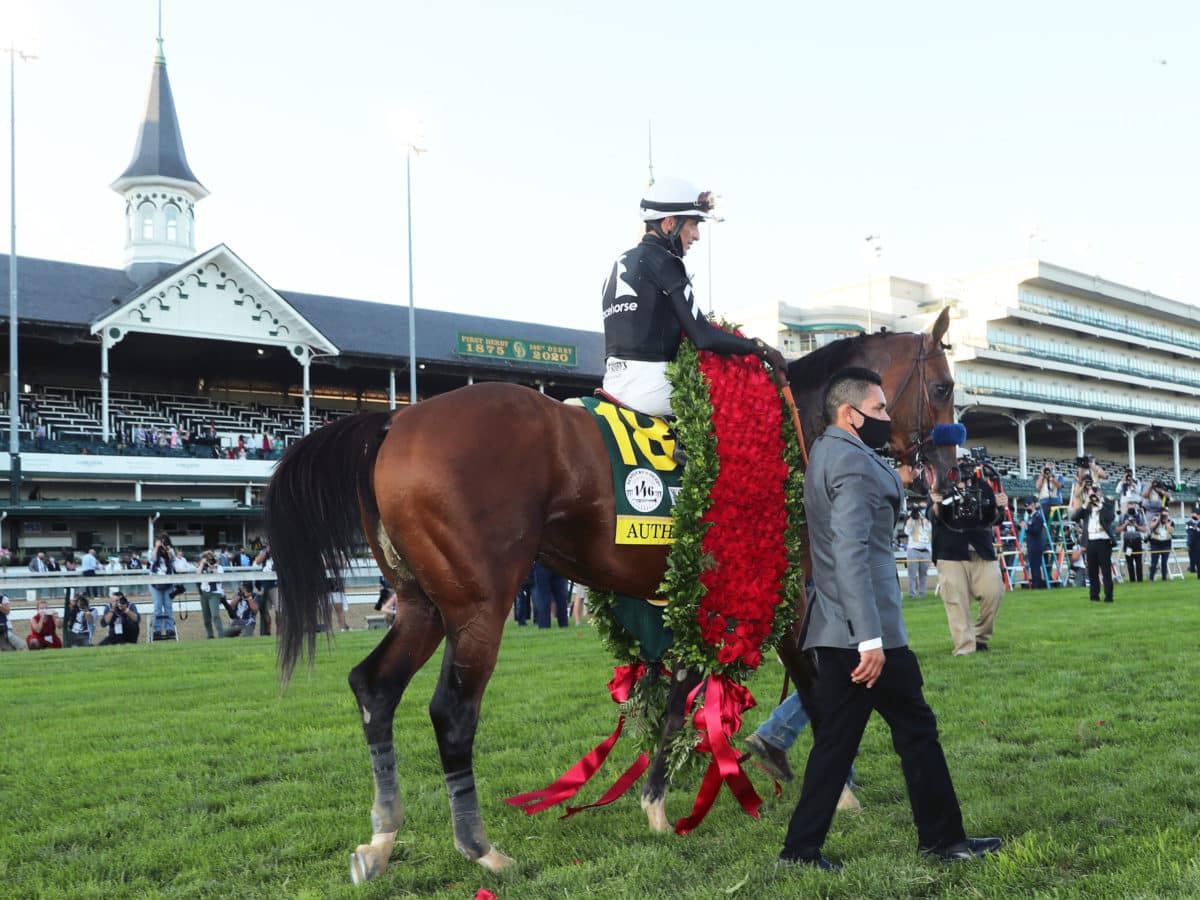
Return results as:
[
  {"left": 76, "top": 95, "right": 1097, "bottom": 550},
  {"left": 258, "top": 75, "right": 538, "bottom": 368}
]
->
[{"left": 111, "top": 42, "right": 206, "bottom": 195}]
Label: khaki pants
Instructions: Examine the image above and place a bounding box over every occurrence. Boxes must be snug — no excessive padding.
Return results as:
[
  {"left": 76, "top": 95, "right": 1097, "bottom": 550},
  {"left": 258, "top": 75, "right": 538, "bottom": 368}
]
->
[{"left": 937, "top": 554, "right": 1003, "bottom": 655}]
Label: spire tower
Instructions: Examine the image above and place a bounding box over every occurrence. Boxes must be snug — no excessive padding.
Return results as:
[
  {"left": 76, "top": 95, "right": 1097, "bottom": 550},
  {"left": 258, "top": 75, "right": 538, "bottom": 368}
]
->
[{"left": 112, "top": 15, "right": 207, "bottom": 284}]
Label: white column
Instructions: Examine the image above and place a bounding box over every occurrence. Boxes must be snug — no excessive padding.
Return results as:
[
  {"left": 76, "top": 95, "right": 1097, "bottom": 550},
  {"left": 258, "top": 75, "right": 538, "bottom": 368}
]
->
[
  {"left": 1017, "top": 417, "right": 1029, "bottom": 478},
  {"left": 100, "top": 338, "right": 111, "bottom": 442},
  {"left": 1126, "top": 430, "right": 1137, "bottom": 477},
  {"left": 388, "top": 368, "right": 396, "bottom": 411},
  {"left": 301, "top": 353, "right": 311, "bottom": 435},
  {"left": 1172, "top": 434, "right": 1182, "bottom": 487},
  {"left": 244, "top": 484, "right": 252, "bottom": 505},
  {"left": 1075, "top": 422, "right": 1086, "bottom": 457},
  {"left": 134, "top": 481, "right": 142, "bottom": 502}
]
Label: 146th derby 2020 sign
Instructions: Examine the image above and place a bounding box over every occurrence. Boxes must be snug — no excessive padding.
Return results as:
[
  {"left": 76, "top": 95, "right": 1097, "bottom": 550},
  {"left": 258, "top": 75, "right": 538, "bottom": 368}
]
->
[{"left": 457, "top": 333, "right": 578, "bottom": 367}]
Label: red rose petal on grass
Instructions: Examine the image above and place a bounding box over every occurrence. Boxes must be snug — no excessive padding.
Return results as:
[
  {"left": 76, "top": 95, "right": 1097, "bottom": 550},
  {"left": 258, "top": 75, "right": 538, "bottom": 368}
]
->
[{"left": 474, "top": 891, "right": 497, "bottom": 900}]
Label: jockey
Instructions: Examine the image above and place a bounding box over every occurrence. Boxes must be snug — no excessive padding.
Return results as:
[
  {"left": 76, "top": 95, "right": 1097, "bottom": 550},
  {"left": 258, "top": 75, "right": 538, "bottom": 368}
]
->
[{"left": 601, "top": 177, "right": 786, "bottom": 416}]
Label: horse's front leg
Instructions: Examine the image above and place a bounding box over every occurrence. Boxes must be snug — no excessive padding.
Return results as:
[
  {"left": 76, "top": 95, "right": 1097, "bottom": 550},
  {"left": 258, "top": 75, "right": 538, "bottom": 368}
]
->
[
  {"left": 347, "top": 584, "right": 445, "bottom": 885},
  {"left": 641, "top": 661, "right": 703, "bottom": 833}
]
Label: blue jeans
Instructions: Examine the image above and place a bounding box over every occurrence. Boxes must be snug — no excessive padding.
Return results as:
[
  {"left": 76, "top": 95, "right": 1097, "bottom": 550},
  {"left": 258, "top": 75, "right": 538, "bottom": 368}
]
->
[
  {"left": 532, "top": 563, "right": 569, "bottom": 628},
  {"left": 150, "top": 585, "right": 175, "bottom": 633},
  {"left": 755, "top": 691, "right": 856, "bottom": 786}
]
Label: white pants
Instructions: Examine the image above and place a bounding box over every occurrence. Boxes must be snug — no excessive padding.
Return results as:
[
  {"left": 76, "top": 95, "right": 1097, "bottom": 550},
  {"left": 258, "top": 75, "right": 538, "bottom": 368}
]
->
[{"left": 602, "top": 358, "right": 672, "bottom": 416}]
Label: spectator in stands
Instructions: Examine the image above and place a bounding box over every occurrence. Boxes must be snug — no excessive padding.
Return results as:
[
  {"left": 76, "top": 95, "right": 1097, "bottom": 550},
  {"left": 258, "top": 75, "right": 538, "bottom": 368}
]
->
[
  {"left": 1116, "top": 470, "right": 1142, "bottom": 510},
  {"left": 26, "top": 599, "right": 63, "bottom": 649},
  {"left": 1187, "top": 507, "right": 1200, "bottom": 579},
  {"left": 134, "top": 424, "right": 146, "bottom": 446},
  {"left": 1023, "top": 498, "right": 1048, "bottom": 589},
  {"left": 0, "top": 596, "right": 27, "bottom": 650},
  {"left": 930, "top": 457, "right": 1007, "bottom": 656},
  {"left": 222, "top": 583, "right": 259, "bottom": 637},
  {"left": 148, "top": 535, "right": 178, "bottom": 638},
  {"left": 197, "top": 551, "right": 225, "bottom": 639},
  {"left": 1035, "top": 465, "right": 1063, "bottom": 523},
  {"left": 28, "top": 551, "right": 49, "bottom": 574},
  {"left": 1118, "top": 502, "right": 1147, "bottom": 583},
  {"left": 99, "top": 588, "right": 140, "bottom": 645},
  {"left": 79, "top": 546, "right": 100, "bottom": 597},
  {"left": 237, "top": 547, "right": 251, "bottom": 568},
  {"left": 64, "top": 596, "right": 94, "bottom": 648},
  {"left": 261, "top": 433, "right": 271, "bottom": 456},
  {"left": 125, "top": 552, "right": 143, "bottom": 570},
  {"left": 1068, "top": 461, "right": 1103, "bottom": 512},
  {"left": 35, "top": 420, "right": 46, "bottom": 450},
  {"left": 1147, "top": 510, "right": 1175, "bottom": 582},
  {"left": 1071, "top": 485, "right": 1115, "bottom": 603},
  {"left": 903, "top": 502, "right": 932, "bottom": 599}
]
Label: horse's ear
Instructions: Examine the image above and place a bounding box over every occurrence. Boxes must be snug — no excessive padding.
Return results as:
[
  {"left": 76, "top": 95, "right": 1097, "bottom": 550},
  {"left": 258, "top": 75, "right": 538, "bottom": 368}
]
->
[{"left": 929, "top": 307, "right": 951, "bottom": 345}]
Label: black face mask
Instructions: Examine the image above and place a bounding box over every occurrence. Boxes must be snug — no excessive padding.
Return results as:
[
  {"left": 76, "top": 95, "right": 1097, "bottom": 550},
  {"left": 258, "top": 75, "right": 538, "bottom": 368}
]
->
[{"left": 850, "top": 407, "right": 891, "bottom": 450}]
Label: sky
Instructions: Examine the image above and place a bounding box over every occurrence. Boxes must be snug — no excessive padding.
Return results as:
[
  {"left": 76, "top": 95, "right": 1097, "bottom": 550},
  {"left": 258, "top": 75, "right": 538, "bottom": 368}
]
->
[{"left": 1, "top": 0, "right": 1197, "bottom": 332}]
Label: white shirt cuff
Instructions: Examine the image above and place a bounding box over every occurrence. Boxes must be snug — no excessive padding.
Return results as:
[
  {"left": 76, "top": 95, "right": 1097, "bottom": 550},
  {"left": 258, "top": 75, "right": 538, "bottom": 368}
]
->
[{"left": 857, "top": 637, "right": 883, "bottom": 652}]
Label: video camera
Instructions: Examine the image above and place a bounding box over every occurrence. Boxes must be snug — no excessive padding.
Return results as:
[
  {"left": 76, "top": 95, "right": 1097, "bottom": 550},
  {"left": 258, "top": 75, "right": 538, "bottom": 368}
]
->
[
  {"left": 1150, "top": 479, "right": 1172, "bottom": 494},
  {"left": 940, "top": 445, "right": 1001, "bottom": 529},
  {"left": 1076, "top": 453, "right": 1095, "bottom": 469}
]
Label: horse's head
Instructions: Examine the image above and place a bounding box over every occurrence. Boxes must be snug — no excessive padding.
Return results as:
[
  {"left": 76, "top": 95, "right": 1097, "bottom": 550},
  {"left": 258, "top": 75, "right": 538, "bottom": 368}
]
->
[{"left": 880, "top": 307, "right": 958, "bottom": 496}]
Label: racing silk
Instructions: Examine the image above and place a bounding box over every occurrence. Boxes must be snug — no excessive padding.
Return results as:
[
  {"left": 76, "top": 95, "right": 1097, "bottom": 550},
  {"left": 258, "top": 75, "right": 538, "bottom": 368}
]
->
[{"left": 602, "top": 233, "right": 759, "bottom": 362}]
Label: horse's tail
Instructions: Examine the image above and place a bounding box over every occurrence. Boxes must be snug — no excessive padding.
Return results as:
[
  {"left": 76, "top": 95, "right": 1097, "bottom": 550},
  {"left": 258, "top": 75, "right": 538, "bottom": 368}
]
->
[{"left": 266, "top": 410, "right": 392, "bottom": 686}]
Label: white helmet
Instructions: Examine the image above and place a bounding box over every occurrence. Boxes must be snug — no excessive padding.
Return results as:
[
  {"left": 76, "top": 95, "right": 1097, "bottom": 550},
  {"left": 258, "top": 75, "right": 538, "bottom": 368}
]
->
[{"left": 640, "top": 176, "right": 716, "bottom": 221}]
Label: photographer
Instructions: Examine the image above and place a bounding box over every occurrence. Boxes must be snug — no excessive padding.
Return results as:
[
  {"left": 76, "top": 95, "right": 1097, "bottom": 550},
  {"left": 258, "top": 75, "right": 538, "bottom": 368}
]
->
[
  {"left": 1147, "top": 509, "right": 1175, "bottom": 582},
  {"left": 64, "top": 595, "right": 95, "bottom": 648},
  {"left": 1186, "top": 506, "right": 1200, "bottom": 578},
  {"left": 930, "top": 447, "right": 1008, "bottom": 656},
  {"left": 1117, "top": 470, "right": 1142, "bottom": 511},
  {"left": 99, "top": 588, "right": 141, "bottom": 645},
  {"left": 1022, "top": 498, "right": 1048, "bottom": 589},
  {"left": 148, "top": 534, "right": 177, "bottom": 640},
  {"left": 1035, "top": 465, "right": 1063, "bottom": 521},
  {"left": 1118, "top": 502, "right": 1147, "bottom": 583},
  {"left": 1066, "top": 527, "right": 1089, "bottom": 588},
  {"left": 1070, "top": 484, "right": 1116, "bottom": 603},
  {"left": 197, "top": 550, "right": 225, "bottom": 640},
  {"left": 1068, "top": 455, "right": 1105, "bottom": 512},
  {"left": 0, "top": 595, "right": 27, "bottom": 651},
  {"left": 221, "top": 583, "right": 259, "bottom": 637},
  {"left": 903, "top": 502, "right": 933, "bottom": 599}
]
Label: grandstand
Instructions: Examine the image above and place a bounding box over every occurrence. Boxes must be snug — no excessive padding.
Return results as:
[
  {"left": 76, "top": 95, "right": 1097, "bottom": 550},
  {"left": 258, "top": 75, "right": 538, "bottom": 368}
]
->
[
  {"left": 733, "top": 259, "right": 1200, "bottom": 509},
  {"left": 0, "top": 39, "right": 604, "bottom": 561}
]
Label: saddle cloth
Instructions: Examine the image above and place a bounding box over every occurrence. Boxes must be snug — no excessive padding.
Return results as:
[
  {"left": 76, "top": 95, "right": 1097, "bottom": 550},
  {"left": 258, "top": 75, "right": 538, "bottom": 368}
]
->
[{"left": 572, "top": 397, "right": 681, "bottom": 546}]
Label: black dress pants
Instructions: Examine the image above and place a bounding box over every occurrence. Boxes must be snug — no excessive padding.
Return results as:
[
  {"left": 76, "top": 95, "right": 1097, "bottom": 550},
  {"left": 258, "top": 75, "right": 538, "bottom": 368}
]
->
[
  {"left": 781, "top": 646, "right": 966, "bottom": 858},
  {"left": 1123, "top": 540, "right": 1143, "bottom": 582},
  {"left": 1086, "top": 538, "right": 1114, "bottom": 602}
]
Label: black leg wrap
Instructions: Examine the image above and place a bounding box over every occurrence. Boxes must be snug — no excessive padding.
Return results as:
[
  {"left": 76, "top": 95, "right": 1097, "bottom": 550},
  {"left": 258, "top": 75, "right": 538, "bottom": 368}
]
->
[
  {"left": 444, "top": 768, "right": 488, "bottom": 859},
  {"left": 368, "top": 741, "right": 403, "bottom": 833}
]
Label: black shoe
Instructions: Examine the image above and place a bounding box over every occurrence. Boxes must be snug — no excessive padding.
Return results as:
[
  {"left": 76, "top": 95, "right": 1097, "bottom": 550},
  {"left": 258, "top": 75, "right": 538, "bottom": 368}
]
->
[
  {"left": 921, "top": 836, "right": 1003, "bottom": 862},
  {"left": 975, "top": 642, "right": 989, "bottom": 652},
  {"left": 778, "top": 853, "right": 842, "bottom": 872},
  {"left": 745, "top": 733, "right": 795, "bottom": 782}
]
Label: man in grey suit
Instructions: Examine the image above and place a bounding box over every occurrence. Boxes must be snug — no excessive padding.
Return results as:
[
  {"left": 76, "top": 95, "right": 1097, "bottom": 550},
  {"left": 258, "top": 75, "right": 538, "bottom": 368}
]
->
[{"left": 779, "top": 367, "right": 1001, "bottom": 870}]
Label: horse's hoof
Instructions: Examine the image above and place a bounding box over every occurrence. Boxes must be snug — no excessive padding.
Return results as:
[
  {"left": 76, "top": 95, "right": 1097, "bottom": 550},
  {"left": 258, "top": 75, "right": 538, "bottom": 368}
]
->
[
  {"left": 350, "top": 847, "right": 380, "bottom": 884},
  {"left": 837, "top": 785, "right": 863, "bottom": 812},
  {"left": 476, "top": 847, "right": 515, "bottom": 873},
  {"left": 640, "top": 795, "right": 670, "bottom": 833}
]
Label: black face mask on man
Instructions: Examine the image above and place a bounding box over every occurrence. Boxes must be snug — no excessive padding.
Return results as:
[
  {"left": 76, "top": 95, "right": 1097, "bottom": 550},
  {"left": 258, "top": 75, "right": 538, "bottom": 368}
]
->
[{"left": 850, "top": 406, "right": 891, "bottom": 450}]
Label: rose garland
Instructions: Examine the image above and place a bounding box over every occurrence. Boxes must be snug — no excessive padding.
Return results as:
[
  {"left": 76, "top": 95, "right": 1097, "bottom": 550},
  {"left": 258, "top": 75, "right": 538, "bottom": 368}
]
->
[{"left": 588, "top": 335, "right": 805, "bottom": 754}]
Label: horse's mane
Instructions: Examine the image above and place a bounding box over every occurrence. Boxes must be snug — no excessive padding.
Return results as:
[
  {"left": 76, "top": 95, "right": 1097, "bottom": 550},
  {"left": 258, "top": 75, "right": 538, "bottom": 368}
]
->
[{"left": 785, "top": 332, "right": 876, "bottom": 388}]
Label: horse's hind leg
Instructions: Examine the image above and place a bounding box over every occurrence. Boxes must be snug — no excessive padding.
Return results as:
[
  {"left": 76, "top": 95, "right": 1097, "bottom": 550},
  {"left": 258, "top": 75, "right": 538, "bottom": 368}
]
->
[
  {"left": 429, "top": 609, "right": 513, "bottom": 872},
  {"left": 347, "top": 586, "right": 445, "bottom": 885},
  {"left": 641, "top": 662, "right": 703, "bottom": 833}
]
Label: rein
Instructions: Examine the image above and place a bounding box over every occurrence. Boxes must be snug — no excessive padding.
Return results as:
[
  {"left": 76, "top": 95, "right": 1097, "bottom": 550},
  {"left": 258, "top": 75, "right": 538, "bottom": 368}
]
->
[{"left": 888, "top": 334, "right": 945, "bottom": 470}]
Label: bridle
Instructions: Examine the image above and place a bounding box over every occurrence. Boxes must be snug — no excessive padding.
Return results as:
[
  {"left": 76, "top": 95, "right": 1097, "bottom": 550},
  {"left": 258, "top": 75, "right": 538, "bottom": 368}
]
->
[{"left": 886, "top": 332, "right": 947, "bottom": 472}]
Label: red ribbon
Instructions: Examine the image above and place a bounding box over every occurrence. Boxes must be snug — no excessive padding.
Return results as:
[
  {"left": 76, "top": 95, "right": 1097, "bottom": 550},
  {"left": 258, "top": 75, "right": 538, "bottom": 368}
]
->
[
  {"left": 674, "top": 674, "right": 763, "bottom": 835},
  {"left": 503, "top": 663, "right": 655, "bottom": 816}
]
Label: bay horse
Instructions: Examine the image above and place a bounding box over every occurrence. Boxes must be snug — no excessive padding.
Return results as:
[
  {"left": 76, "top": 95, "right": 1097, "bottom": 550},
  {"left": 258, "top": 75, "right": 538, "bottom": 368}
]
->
[{"left": 265, "top": 307, "right": 956, "bottom": 883}]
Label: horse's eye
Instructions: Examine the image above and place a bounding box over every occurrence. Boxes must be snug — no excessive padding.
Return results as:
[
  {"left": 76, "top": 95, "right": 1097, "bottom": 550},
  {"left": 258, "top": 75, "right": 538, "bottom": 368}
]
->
[{"left": 934, "top": 383, "right": 953, "bottom": 400}]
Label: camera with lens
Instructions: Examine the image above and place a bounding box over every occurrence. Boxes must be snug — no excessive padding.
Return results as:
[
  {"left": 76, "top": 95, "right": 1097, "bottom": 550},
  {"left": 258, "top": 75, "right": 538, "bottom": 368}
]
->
[
  {"left": 1076, "top": 454, "right": 1094, "bottom": 469},
  {"left": 1150, "top": 479, "right": 1171, "bottom": 494},
  {"left": 909, "top": 506, "right": 925, "bottom": 519}
]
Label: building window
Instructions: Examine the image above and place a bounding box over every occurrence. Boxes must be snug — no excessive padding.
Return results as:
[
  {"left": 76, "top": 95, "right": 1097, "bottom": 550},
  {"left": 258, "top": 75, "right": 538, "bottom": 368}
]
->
[
  {"left": 165, "top": 205, "right": 179, "bottom": 242},
  {"left": 140, "top": 203, "right": 155, "bottom": 241}
]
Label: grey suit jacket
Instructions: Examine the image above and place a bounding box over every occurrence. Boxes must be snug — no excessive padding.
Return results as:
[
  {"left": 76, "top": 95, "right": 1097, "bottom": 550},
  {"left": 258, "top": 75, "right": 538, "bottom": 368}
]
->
[{"left": 802, "top": 425, "right": 909, "bottom": 651}]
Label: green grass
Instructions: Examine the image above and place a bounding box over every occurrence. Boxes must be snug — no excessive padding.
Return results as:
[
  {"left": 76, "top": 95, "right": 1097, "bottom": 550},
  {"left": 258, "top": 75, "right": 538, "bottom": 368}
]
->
[{"left": 2, "top": 580, "right": 1200, "bottom": 898}]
